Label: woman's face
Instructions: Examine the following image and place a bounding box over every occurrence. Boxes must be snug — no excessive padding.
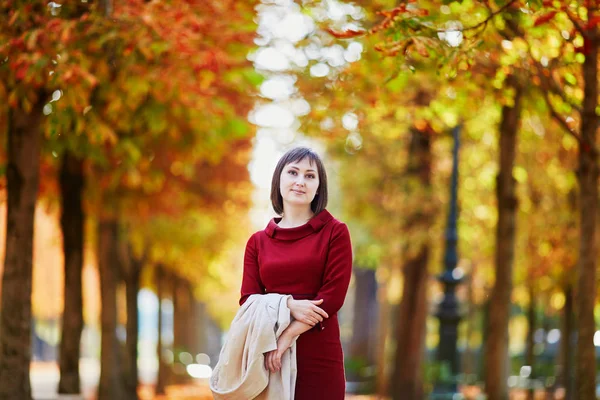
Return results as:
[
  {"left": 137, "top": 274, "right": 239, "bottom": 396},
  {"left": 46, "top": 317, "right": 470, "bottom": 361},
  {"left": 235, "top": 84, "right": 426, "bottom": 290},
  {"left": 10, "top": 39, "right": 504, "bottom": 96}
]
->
[{"left": 279, "top": 157, "right": 320, "bottom": 211}]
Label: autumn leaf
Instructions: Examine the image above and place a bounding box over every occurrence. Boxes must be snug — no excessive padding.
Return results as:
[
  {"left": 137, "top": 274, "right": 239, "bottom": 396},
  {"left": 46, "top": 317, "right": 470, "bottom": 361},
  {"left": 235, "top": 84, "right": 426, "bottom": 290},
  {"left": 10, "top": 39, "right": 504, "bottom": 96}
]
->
[
  {"left": 326, "top": 28, "right": 366, "bottom": 39},
  {"left": 534, "top": 11, "right": 557, "bottom": 27},
  {"left": 585, "top": 16, "right": 600, "bottom": 30},
  {"left": 412, "top": 37, "right": 430, "bottom": 58}
]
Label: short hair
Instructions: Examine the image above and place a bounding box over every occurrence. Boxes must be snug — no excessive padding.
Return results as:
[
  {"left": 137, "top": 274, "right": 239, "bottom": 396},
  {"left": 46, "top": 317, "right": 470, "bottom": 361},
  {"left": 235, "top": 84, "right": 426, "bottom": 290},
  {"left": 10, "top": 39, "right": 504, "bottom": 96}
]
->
[{"left": 270, "top": 147, "right": 328, "bottom": 216}]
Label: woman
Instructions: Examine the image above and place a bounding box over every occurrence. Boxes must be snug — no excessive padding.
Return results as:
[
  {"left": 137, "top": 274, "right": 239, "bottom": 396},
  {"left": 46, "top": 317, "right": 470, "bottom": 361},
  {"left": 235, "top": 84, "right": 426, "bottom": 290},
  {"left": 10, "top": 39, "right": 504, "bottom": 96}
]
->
[{"left": 240, "top": 146, "right": 353, "bottom": 399}]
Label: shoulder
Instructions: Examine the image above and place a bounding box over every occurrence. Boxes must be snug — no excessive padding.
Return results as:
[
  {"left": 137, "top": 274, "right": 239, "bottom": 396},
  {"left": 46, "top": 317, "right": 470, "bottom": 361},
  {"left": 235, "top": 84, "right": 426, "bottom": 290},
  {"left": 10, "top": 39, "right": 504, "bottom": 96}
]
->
[
  {"left": 324, "top": 214, "right": 351, "bottom": 241},
  {"left": 245, "top": 229, "right": 269, "bottom": 246},
  {"left": 325, "top": 211, "right": 349, "bottom": 232}
]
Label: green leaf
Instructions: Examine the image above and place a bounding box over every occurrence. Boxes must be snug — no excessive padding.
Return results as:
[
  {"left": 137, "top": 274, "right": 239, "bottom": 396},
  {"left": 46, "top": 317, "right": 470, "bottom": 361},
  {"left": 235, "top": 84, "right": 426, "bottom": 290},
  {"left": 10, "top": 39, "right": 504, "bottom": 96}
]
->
[
  {"left": 227, "top": 118, "right": 249, "bottom": 137},
  {"left": 241, "top": 69, "right": 265, "bottom": 86},
  {"left": 564, "top": 72, "right": 577, "bottom": 86}
]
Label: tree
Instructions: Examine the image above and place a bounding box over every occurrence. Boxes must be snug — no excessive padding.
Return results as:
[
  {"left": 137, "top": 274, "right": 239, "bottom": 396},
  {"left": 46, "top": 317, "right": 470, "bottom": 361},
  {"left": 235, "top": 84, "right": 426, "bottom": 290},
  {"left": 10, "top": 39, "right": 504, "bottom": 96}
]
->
[
  {"left": 1, "top": 1, "right": 258, "bottom": 398},
  {"left": 359, "top": 1, "right": 599, "bottom": 397}
]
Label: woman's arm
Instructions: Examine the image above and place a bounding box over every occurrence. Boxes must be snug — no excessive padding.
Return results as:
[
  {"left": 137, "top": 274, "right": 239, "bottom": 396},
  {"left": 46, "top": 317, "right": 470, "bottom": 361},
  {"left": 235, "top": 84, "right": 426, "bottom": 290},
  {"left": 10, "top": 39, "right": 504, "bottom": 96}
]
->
[
  {"left": 239, "top": 234, "right": 266, "bottom": 306},
  {"left": 265, "top": 320, "right": 312, "bottom": 373},
  {"left": 287, "top": 298, "right": 329, "bottom": 326},
  {"left": 282, "top": 319, "right": 313, "bottom": 337},
  {"left": 313, "top": 223, "right": 353, "bottom": 327}
]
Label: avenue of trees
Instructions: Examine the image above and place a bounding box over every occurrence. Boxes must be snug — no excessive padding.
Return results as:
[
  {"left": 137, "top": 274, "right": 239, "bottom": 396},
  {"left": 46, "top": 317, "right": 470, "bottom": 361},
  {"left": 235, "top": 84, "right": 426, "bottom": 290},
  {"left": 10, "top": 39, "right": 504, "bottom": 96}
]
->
[
  {"left": 273, "top": 0, "right": 598, "bottom": 399},
  {"left": 1, "top": 1, "right": 258, "bottom": 399},
  {"left": 1, "top": 1, "right": 599, "bottom": 400}
]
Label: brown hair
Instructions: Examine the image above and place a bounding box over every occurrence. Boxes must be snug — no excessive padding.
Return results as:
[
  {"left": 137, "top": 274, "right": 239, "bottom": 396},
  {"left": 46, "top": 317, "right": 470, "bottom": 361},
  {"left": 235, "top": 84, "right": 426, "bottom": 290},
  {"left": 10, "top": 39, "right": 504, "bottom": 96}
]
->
[{"left": 270, "top": 147, "right": 328, "bottom": 216}]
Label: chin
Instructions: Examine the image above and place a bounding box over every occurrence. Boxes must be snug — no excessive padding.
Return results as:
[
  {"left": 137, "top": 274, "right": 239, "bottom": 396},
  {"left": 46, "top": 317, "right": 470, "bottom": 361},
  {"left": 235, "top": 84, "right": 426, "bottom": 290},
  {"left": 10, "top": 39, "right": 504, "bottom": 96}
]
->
[{"left": 285, "top": 198, "right": 312, "bottom": 207}]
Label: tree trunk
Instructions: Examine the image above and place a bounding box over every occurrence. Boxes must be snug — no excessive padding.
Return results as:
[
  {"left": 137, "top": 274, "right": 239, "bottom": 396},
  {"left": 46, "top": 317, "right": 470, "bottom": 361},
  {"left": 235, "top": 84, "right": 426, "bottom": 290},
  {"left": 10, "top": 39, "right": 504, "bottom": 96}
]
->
[
  {"left": 172, "top": 275, "right": 191, "bottom": 383},
  {"left": 559, "top": 283, "right": 574, "bottom": 400},
  {"left": 390, "top": 127, "right": 432, "bottom": 400},
  {"left": 575, "top": 21, "right": 598, "bottom": 400},
  {"left": 0, "top": 101, "right": 44, "bottom": 400},
  {"left": 57, "top": 152, "right": 85, "bottom": 395},
  {"left": 123, "top": 254, "right": 142, "bottom": 400},
  {"left": 391, "top": 249, "right": 429, "bottom": 400},
  {"left": 525, "top": 283, "right": 535, "bottom": 400},
  {"left": 375, "top": 276, "right": 390, "bottom": 398},
  {"left": 185, "top": 280, "right": 197, "bottom": 355},
  {"left": 348, "top": 267, "right": 378, "bottom": 382},
  {"left": 97, "top": 219, "right": 126, "bottom": 400},
  {"left": 462, "top": 264, "right": 476, "bottom": 379},
  {"left": 173, "top": 276, "right": 188, "bottom": 355},
  {"left": 155, "top": 265, "right": 167, "bottom": 396},
  {"left": 193, "top": 300, "right": 207, "bottom": 358},
  {"left": 484, "top": 80, "right": 522, "bottom": 400}
]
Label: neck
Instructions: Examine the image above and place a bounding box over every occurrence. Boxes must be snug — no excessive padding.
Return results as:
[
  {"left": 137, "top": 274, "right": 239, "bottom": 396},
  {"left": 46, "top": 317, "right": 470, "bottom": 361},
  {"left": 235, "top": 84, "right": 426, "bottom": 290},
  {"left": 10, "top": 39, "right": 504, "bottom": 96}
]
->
[{"left": 279, "top": 204, "right": 314, "bottom": 228}]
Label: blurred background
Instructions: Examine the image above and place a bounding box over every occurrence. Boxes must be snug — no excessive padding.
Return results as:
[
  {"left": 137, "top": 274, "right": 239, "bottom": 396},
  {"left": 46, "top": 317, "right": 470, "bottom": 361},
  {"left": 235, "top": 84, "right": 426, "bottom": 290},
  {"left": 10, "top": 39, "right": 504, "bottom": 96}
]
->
[{"left": 1, "top": 0, "right": 599, "bottom": 399}]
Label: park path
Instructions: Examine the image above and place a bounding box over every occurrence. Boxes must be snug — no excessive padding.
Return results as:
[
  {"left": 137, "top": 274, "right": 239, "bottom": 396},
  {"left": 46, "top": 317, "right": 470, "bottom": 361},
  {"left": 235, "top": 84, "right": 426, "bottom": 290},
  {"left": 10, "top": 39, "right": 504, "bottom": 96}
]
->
[{"left": 31, "top": 361, "right": 376, "bottom": 400}]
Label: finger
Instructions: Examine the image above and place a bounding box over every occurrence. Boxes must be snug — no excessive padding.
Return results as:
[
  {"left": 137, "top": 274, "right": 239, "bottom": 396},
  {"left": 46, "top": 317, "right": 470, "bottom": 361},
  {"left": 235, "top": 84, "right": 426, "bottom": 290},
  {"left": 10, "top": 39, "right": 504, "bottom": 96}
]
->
[
  {"left": 267, "top": 353, "right": 274, "bottom": 373},
  {"left": 304, "top": 317, "right": 316, "bottom": 326},
  {"left": 310, "top": 299, "right": 324, "bottom": 304},
  {"left": 312, "top": 306, "right": 329, "bottom": 319},
  {"left": 313, "top": 313, "right": 323, "bottom": 322}
]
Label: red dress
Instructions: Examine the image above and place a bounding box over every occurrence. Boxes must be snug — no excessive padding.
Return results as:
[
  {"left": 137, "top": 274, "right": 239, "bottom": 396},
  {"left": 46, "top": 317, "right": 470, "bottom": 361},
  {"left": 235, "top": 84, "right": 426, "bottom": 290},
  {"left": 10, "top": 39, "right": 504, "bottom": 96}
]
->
[{"left": 240, "top": 209, "right": 353, "bottom": 400}]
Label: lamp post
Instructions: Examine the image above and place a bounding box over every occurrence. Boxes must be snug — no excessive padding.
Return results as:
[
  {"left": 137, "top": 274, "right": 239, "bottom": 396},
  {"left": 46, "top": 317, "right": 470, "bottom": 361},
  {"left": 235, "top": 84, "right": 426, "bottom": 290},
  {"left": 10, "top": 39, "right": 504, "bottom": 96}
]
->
[{"left": 432, "top": 125, "right": 464, "bottom": 398}]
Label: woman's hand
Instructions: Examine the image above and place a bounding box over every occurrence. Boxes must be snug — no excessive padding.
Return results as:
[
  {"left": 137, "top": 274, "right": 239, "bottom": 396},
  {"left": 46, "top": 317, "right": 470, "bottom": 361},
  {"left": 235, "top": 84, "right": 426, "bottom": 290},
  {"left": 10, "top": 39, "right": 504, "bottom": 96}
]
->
[
  {"left": 264, "top": 332, "right": 294, "bottom": 373},
  {"left": 287, "top": 298, "right": 329, "bottom": 326}
]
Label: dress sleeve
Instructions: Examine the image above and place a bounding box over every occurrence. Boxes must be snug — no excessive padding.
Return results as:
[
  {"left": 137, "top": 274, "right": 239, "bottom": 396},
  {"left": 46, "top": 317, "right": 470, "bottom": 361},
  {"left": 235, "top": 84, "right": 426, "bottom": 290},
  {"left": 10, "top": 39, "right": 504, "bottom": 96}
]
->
[
  {"left": 314, "top": 222, "right": 352, "bottom": 327},
  {"left": 239, "top": 234, "right": 265, "bottom": 306}
]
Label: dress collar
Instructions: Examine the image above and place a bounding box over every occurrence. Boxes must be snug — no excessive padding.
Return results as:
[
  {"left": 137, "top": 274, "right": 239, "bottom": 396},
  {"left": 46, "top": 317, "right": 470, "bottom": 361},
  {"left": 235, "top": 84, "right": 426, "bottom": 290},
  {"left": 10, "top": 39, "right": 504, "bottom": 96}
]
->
[{"left": 265, "top": 209, "right": 334, "bottom": 240}]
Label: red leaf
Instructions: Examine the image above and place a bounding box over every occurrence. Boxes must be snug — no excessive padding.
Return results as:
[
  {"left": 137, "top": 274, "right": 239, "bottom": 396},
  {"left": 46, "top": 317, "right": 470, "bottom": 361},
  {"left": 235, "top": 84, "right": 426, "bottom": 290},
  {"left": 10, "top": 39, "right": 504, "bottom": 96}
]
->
[
  {"left": 534, "top": 11, "right": 557, "bottom": 27},
  {"left": 586, "top": 16, "right": 600, "bottom": 29},
  {"left": 15, "top": 64, "right": 28, "bottom": 80},
  {"left": 326, "top": 28, "right": 366, "bottom": 39}
]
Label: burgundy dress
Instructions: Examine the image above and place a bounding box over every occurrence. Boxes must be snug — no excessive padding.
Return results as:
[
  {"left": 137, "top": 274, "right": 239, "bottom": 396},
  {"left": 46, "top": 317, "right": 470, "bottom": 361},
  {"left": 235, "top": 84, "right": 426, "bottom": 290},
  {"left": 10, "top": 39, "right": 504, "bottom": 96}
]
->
[{"left": 240, "top": 209, "right": 352, "bottom": 400}]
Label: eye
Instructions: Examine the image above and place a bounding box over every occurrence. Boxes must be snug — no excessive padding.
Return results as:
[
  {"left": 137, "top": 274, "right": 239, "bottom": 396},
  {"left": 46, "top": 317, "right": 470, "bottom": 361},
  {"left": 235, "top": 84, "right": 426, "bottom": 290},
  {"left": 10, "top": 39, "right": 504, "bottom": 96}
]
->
[
  {"left": 288, "top": 170, "right": 297, "bottom": 175},
  {"left": 306, "top": 174, "right": 316, "bottom": 179}
]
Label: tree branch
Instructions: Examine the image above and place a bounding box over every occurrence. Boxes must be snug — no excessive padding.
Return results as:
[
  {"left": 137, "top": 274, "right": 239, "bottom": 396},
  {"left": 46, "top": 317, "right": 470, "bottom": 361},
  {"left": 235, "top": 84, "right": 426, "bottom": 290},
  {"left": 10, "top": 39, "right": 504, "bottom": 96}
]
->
[
  {"left": 541, "top": 89, "right": 586, "bottom": 147},
  {"left": 460, "top": 0, "right": 520, "bottom": 33},
  {"left": 564, "top": 8, "right": 585, "bottom": 36},
  {"left": 419, "top": 0, "right": 519, "bottom": 34}
]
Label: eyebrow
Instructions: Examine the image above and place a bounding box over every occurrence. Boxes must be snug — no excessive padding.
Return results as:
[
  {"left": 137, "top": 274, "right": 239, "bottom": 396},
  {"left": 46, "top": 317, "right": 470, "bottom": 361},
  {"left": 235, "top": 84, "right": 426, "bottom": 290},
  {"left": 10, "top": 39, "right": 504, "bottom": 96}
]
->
[{"left": 288, "top": 166, "right": 316, "bottom": 173}]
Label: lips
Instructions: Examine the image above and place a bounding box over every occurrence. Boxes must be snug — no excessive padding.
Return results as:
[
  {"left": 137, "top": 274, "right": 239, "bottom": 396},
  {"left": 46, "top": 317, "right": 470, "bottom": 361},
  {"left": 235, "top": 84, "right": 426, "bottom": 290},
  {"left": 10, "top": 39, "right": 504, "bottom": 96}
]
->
[{"left": 291, "top": 189, "right": 305, "bottom": 194}]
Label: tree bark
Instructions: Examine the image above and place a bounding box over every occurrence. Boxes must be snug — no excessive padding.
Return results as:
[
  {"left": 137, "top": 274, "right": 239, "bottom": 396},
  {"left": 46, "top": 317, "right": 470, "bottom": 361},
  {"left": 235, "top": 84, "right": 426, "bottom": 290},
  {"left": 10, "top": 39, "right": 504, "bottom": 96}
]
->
[
  {"left": 391, "top": 249, "right": 429, "bottom": 400},
  {"left": 375, "top": 276, "right": 390, "bottom": 398},
  {"left": 484, "top": 80, "right": 522, "bottom": 400},
  {"left": 525, "top": 283, "right": 535, "bottom": 400},
  {"left": 155, "top": 265, "right": 167, "bottom": 396},
  {"left": 173, "top": 276, "right": 188, "bottom": 355},
  {"left": 187, "top": 284, "right": 201, "bottom": 356},
  {"left": 462, "top": 264, "right": 477, "bottom": 379},
  {"left": 0, "top": 101, "right": 44, "bottom": 400},
  {"left": 172, "top": 275, "right": 191, "bottom": 383},
  {"left": 575, "top": 20, "right": 598, "bottom": 400},
  {"left": 390, "top": 127, "right": 432, "bottom": 400},
  {"left": 348, "top": 267, "right": 378, "bottom": 382},
  {"left": 559, "top": 283, "right": 574, "bottom": 400},
  {"left": 122, "top": 245, "right": 142, "bottom": 400},
  {"left": 97, "top": 219, "right": 126, "bottom": 400},
  {"left": 57, "top": 152, "right": 85, "bottom": 395}
]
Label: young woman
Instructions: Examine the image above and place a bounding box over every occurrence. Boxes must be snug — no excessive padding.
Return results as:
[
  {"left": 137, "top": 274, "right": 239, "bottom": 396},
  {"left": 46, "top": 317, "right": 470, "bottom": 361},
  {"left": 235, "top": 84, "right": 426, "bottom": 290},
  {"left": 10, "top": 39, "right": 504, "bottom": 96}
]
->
[{"left": 240, "top": 147, "right": 353, "bottom": 399}]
